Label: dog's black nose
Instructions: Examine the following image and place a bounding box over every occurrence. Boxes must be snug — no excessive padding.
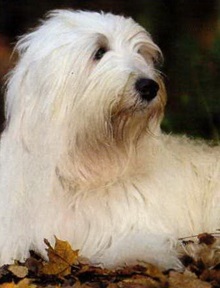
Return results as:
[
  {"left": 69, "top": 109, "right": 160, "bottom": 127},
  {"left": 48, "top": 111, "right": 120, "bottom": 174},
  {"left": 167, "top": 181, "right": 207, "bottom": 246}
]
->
[{"left": 135, "top": 78, "right": 159, "bottom": 102}]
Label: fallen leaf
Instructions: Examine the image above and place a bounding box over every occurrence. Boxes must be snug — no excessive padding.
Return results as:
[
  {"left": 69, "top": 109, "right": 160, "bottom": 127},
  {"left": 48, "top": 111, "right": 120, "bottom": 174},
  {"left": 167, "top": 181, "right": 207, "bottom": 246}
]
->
[
  {"left": 72, "top": 281, "right": 92, "bottom": 288},
  {"left": 25, "top": 257, "right": 42, "bottom": 274},
  {"left": 41, "top": 237, "right": 79, "bottom": 277},
  {"left": 0, "top": 283, "right": 16, "bottom": 288},
  {"left": 0, "top": 266, "right": 9, "bottom": 279},
  {"left": 198, "top": 233, "right": 216, "bottom": 245},
  {"left": 16, "top": 278, "right": 36, "bottom": 288},
  {"left": 169, "top": 271, "right": 211, "bottom": 288},
  {"left": 8, "top": 266, "right": 28, "bottom": 279},
  {"left": 200, "top": 268, "right": 220, "bottom": 284},
  {"left": 122, "top": 275, "right": 162, "bottom": 288}
]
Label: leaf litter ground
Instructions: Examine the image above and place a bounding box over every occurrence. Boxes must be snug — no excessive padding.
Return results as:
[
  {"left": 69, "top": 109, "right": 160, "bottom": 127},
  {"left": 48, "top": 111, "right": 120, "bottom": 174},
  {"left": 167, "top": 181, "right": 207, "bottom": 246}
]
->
[{"left": 0, "top": 233, "right": 220, "bottom": 288}]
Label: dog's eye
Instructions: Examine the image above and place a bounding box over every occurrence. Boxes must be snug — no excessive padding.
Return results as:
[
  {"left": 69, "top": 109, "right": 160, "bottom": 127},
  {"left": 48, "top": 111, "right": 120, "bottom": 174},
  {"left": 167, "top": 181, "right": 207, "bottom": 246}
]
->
[
  {"left": 94, "top": 47, "right": 107, "bottom": 60},
  {"left": 137, "top": 48, "right": 145, "bottom": 56}
]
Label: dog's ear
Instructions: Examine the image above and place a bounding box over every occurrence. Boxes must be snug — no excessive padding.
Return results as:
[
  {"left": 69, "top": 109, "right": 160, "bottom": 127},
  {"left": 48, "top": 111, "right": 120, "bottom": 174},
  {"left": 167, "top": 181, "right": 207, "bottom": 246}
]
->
[{"left": 4, "top": 10, "right": 76, "bottom": 125}]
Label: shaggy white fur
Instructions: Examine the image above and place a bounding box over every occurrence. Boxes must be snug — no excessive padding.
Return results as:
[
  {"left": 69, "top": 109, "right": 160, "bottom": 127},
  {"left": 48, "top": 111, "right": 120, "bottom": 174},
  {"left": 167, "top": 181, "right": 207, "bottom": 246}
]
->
[{"left": 0, "top": 10, "right": 219, "bottom": 269}]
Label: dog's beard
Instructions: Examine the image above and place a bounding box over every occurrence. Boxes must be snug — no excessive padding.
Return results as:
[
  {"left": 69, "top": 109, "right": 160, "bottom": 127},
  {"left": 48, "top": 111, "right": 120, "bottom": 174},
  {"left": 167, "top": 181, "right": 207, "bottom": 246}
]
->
[
  {"left": 58, "top": 95, "right": 165, "bottom": 189},
  {"left": 109, "top": 77, "right": 166, "bottom": 144},
  {"left": 56, "top": 66, "right": 166, "bottom": 187},
  {"left": 59, "top": 79, "right": 165, "bottom": 187}
]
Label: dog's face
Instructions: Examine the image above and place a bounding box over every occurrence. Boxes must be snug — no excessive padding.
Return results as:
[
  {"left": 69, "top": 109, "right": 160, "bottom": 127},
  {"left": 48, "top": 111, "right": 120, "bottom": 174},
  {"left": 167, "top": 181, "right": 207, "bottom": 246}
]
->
[{"left": 7, "top": 10, "right": 166, "bottom": 151}]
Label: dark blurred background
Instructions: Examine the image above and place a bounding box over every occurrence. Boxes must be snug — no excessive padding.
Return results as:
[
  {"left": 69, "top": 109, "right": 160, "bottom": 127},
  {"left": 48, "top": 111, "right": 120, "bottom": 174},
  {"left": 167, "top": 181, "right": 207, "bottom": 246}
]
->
[{"left": 1, "top": 0, "right": 220, "bottom": 139}]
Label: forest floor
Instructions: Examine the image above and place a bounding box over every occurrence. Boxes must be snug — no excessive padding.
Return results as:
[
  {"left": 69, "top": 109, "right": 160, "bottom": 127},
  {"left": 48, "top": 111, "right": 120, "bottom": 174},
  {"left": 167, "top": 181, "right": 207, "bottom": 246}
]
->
[{"left": 0, "top": 233, "right": 220, "bottom": 288}]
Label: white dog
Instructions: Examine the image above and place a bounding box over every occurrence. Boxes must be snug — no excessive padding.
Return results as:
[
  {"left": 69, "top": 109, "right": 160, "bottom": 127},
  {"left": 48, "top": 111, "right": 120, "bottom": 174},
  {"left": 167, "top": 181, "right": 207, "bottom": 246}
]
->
[{"left": 0, "top": 10, "right": 219, "bottom": 270}]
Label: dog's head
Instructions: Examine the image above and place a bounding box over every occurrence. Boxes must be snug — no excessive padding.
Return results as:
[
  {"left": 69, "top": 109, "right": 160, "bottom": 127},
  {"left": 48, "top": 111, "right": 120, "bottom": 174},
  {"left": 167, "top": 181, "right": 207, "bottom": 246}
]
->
[
  {"left": 5, "top": 10, "right": 166, "bottom": 182},
  {"left": 6, "top": 10, "right": 166, "bottom": 138}
]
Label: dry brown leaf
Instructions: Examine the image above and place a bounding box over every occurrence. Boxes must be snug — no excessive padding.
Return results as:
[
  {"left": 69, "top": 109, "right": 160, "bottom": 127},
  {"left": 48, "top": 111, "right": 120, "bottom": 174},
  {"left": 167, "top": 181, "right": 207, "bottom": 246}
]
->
[
  {"left": 200, "top": 268, "right": 220, "bottom": 284},
  {"left": 72, "top": 281, "right": 93, "bottom": 288},
  {"left": 118, "top": 264, "right": 167, "bottom": 286},
  {"left": 41, "top": 237, "right": 79, "bottom": 277},
  {"left": 8, "top": 265, "right": 28, "bottom": 279},
  {"left": 198, "top": 233, "right": 216, "bottom": 245},
  {"left": 24, "top": 257, "right": 42, "bottom": 274},
  {"left": 16, "top": 279, "right": 37, "bottom": 288},
  {"left": 122, "top": 275, "right": 162, "bottom": 288},
  {"left": 169, "top": 271, "right": 211, "bottom": 288},
  {"left": 178, "top": 233, "right": 220, "bottom": 269},
  {"left": 143, "top": 263, "right": 167, "bottom": 285}
]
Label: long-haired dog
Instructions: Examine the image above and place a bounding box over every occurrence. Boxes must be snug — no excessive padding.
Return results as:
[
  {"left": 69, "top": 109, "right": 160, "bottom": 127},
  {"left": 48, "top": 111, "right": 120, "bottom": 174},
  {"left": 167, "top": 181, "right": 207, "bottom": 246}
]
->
[{"left": 0, "top": 10, "right": 219, "bottom": 269}]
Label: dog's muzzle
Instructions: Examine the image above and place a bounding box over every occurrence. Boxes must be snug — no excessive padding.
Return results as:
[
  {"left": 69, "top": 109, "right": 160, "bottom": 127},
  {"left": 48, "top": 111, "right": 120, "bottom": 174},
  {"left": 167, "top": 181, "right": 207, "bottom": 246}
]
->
[{"left": 135, "top": 78, "right": 159, "bottom": 102}]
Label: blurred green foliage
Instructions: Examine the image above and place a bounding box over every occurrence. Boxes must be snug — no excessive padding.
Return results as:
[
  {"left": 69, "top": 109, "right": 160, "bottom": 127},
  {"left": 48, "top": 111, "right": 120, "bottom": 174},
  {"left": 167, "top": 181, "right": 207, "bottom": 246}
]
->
[{"left": 163, "top": 31, "right": 220, "bottom": 140}]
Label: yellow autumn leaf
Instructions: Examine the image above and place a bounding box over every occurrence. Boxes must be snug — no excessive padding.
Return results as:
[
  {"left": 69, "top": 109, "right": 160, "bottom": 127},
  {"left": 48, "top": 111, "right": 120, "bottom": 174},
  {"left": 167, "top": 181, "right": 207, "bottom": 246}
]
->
[
  {"left": 41, "top": 237, "right": 79, "bottom": 277},
  {"left": 0, "top": 283, "right": 16, "bottom": 288},
  {"left": 16, "top": 279, "right": 37, "bottom": 288}
]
